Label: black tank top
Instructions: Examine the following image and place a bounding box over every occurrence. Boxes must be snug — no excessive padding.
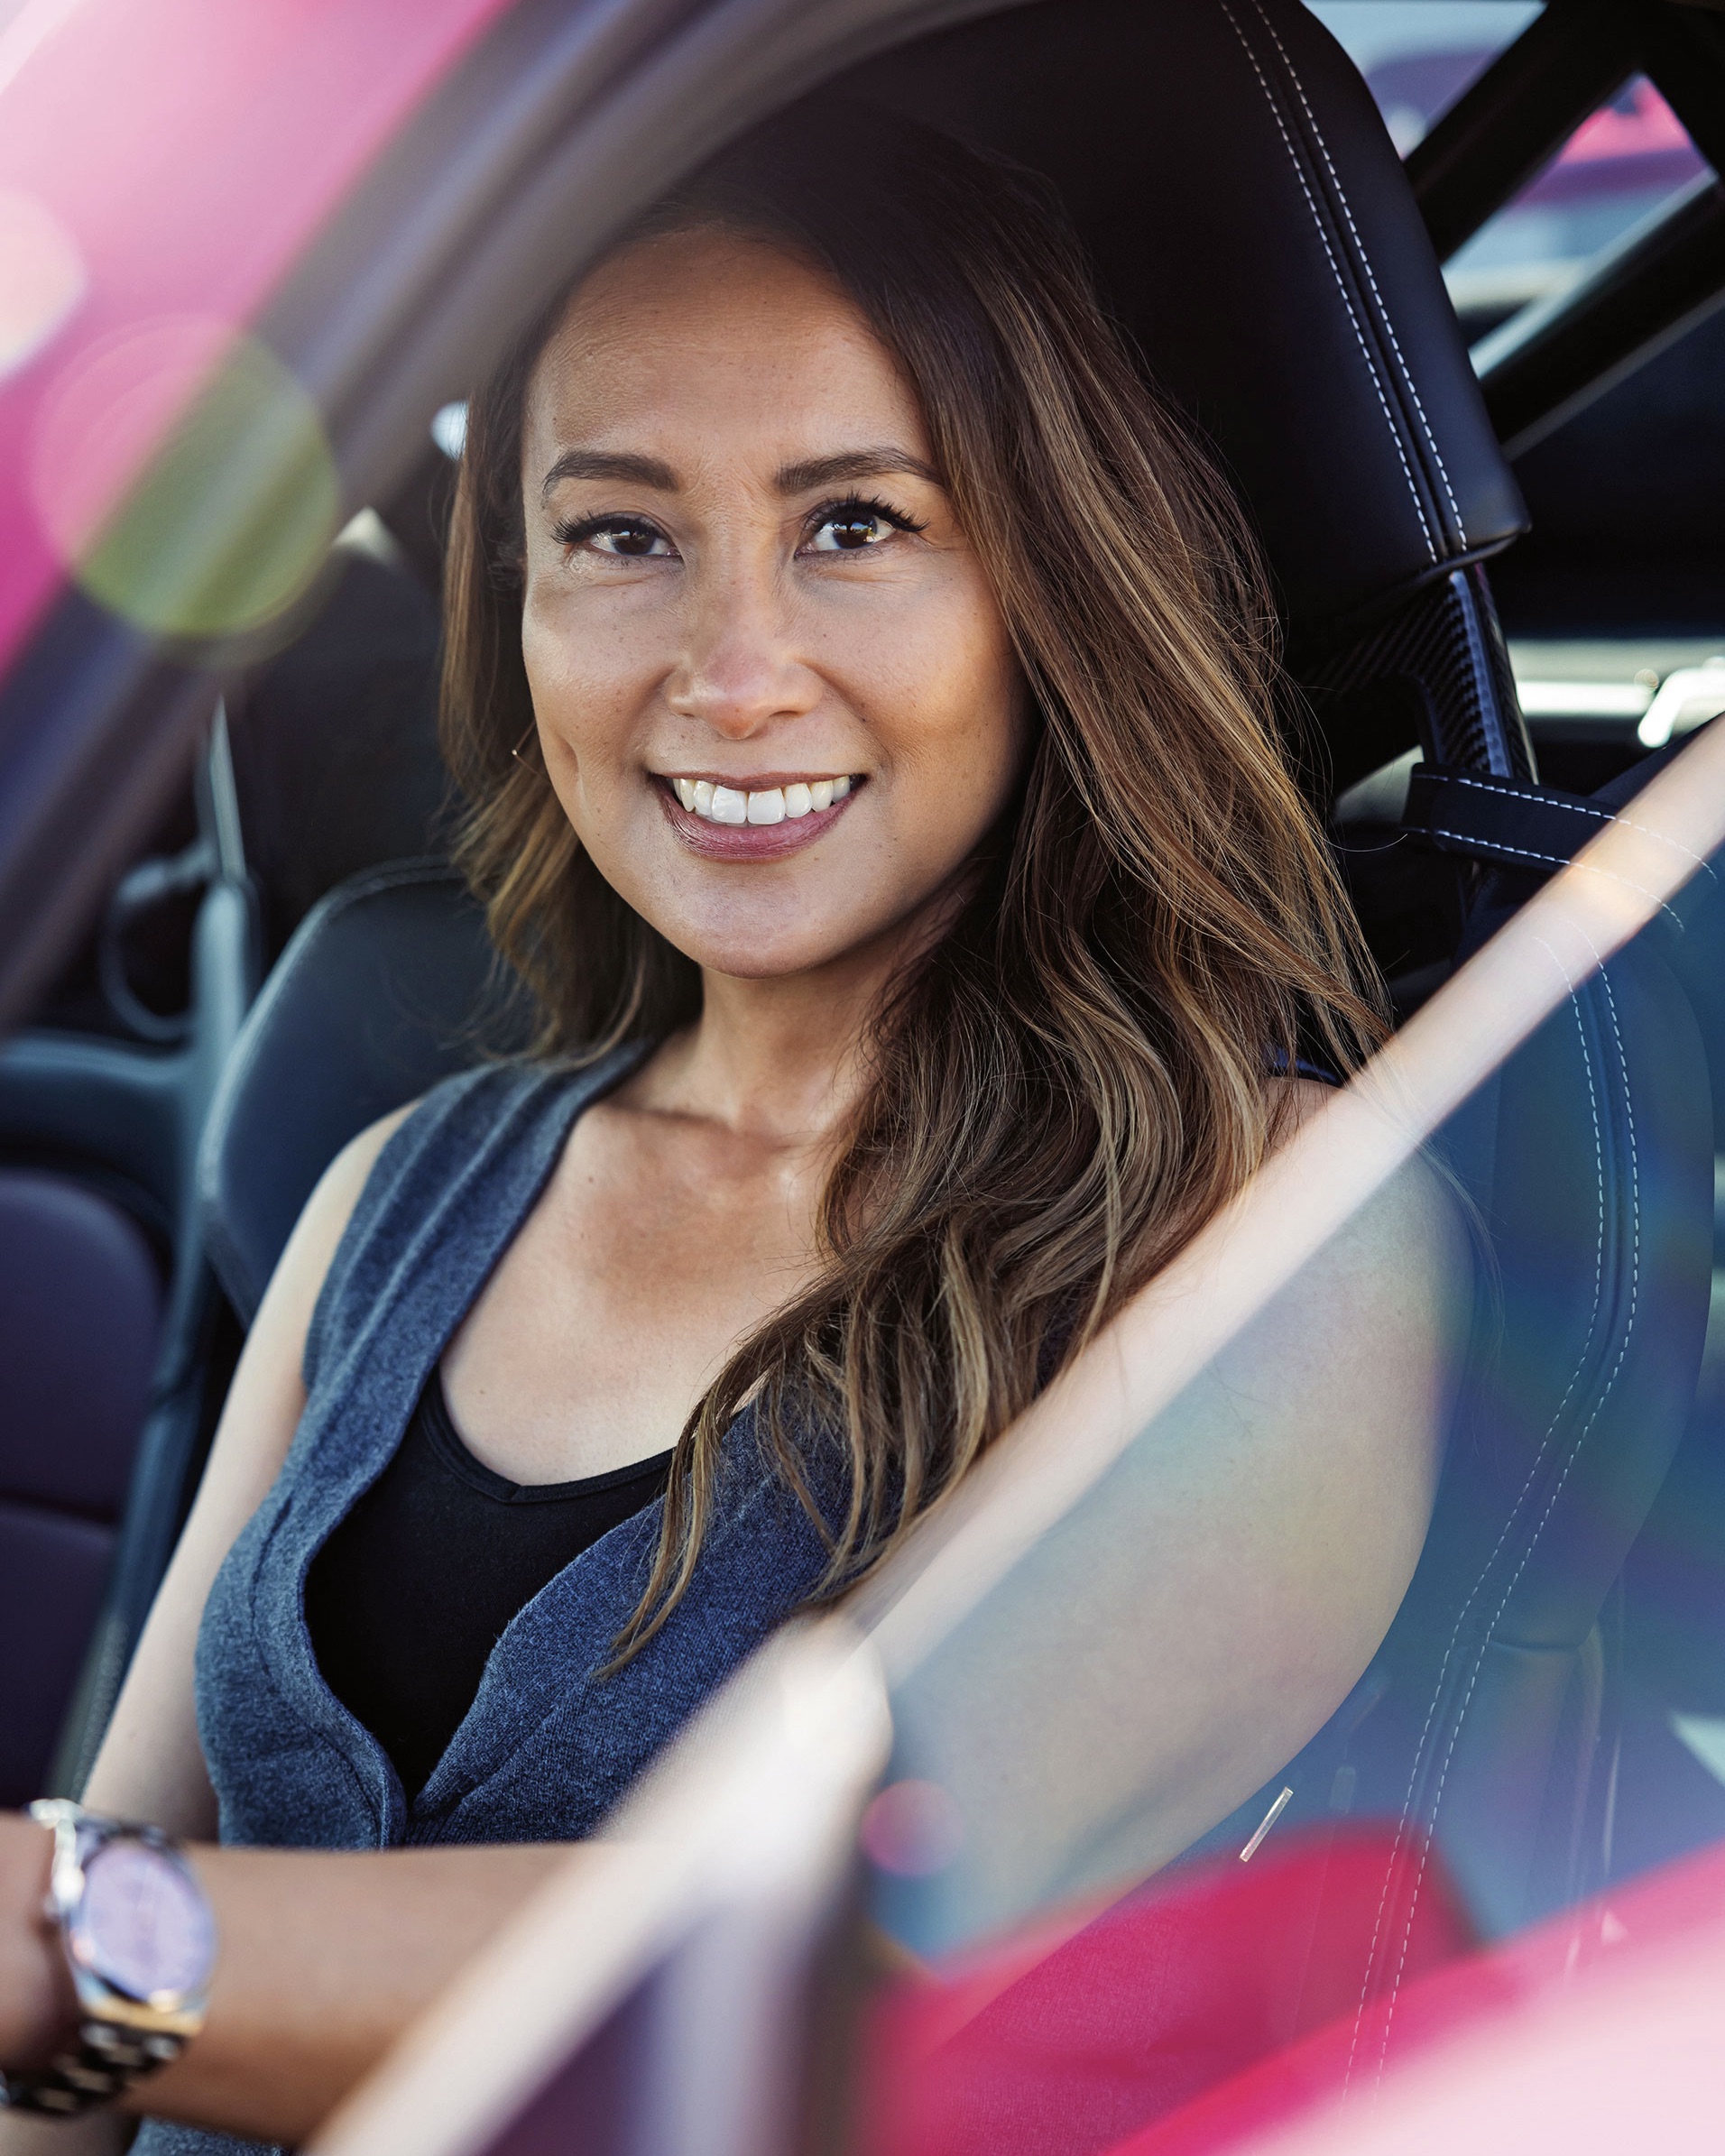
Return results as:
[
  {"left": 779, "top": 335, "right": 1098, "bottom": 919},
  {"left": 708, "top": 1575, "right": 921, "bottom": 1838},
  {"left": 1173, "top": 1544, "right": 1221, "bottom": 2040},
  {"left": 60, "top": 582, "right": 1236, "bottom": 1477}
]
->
[{"left": 306, "top": 1371, "right": 673, "bottom": 1799}]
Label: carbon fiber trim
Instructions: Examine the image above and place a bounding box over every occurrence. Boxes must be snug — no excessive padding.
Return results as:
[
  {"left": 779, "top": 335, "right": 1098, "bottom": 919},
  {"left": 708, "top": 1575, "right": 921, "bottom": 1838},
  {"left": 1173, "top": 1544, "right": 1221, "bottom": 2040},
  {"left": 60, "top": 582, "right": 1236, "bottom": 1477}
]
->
[{"left": 1311, "top": 565, "right": 1536, "bottom": 779}]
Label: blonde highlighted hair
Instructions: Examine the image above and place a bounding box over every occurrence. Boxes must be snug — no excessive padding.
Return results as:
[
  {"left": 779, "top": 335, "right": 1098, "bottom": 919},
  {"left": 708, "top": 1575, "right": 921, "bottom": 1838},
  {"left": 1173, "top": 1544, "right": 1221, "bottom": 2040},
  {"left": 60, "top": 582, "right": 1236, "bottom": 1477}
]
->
[{"left": 440, "top": 104, "right": 1386, "bottom": 1660}]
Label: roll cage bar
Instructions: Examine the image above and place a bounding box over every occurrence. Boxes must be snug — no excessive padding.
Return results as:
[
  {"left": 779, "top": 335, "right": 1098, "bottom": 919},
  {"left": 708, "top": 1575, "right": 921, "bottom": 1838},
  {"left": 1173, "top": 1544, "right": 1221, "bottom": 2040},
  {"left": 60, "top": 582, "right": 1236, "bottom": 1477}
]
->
[{"left": 1410, "top": 0, "right": 1725, "bottom": 456}]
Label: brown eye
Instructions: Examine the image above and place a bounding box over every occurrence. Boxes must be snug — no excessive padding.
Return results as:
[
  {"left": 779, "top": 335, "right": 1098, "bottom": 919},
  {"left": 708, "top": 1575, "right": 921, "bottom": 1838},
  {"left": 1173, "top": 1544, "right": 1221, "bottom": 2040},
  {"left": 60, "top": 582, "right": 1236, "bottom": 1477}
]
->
[
  {"left": 589, "top": 521, "right": 669, "bottom": 557},
  {"left": 810, "top": 510, "right": 890, "bottom": 552}
]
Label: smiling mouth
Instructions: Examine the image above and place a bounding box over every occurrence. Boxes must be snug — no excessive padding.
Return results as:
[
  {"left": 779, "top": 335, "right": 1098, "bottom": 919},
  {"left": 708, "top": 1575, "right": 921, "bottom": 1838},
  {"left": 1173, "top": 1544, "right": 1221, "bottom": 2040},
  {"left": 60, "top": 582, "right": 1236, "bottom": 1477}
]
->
[
  {"left": 666, "top": 775, "right": 855, "bottom": 826},
  {"left": 652, "top": 771, "right": 862, "bottom": 859}
]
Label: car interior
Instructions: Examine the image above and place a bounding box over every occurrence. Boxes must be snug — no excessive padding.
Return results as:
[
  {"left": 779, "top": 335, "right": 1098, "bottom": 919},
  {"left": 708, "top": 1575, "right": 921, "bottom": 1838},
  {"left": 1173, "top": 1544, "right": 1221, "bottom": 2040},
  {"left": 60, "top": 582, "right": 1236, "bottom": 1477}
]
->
[{"left": 4, "top": 0, "right": 1725, "bottom": 2078}]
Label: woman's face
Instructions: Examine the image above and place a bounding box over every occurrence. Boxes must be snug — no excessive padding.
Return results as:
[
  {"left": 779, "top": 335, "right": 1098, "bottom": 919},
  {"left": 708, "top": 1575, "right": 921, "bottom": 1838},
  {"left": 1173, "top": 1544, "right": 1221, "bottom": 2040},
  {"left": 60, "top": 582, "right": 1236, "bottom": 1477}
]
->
[{"left": 518, "top": 227, "right": 1028, "bottom": 983}]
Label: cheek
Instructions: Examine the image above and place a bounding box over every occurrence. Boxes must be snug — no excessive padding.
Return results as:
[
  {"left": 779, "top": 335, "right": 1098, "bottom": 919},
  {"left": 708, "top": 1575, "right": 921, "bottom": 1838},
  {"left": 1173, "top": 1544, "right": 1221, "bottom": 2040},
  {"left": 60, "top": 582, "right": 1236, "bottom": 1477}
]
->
[
  {"left": 872, "top": 574, "right": 1028, "bottom": 823},
  {"left": 521, "top": 581, "right": 609, "bottom": 712},
  {"left": 519, "top": 580, "right": 651, "bottom": 789},
  {"left": 520, "top": 583, "right": 582, "bottom": 723}
]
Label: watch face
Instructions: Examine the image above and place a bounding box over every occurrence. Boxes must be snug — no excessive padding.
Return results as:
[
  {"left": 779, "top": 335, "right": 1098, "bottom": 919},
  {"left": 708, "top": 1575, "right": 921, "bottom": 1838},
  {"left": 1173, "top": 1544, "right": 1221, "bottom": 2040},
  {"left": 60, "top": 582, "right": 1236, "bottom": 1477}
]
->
[{"left": 71, "top": 1840, "right": 215, "bottom": 2005}]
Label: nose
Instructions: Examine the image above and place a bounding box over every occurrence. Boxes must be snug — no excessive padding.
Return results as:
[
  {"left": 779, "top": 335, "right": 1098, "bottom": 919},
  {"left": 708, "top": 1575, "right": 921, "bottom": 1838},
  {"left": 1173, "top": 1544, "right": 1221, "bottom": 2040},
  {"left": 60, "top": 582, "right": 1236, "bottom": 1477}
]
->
[{"left": 664, "top": 551, "right": 820, "bottom": 740}]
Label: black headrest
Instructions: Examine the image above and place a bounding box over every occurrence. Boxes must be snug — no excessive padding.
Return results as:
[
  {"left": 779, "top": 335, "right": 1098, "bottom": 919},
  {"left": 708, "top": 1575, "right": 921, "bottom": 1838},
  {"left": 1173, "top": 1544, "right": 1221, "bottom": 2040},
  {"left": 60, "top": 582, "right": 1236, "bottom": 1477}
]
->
[
  {"left": 844, "top": 0, "right": 1527, "bottom": 661},
  {"left": 198, "top": 861, "right": 510, "bottom": 1322},
  {"left": 231, "top": 550, "right": 448, "bottom": 963}
]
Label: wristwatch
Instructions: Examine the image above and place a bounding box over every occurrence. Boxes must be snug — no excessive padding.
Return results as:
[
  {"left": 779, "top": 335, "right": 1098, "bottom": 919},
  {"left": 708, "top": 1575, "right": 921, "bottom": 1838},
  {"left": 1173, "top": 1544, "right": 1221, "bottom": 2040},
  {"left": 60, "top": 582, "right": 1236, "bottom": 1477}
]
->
[{"left": 0, "top": 1800, "right": 216, "bottom": 2116}]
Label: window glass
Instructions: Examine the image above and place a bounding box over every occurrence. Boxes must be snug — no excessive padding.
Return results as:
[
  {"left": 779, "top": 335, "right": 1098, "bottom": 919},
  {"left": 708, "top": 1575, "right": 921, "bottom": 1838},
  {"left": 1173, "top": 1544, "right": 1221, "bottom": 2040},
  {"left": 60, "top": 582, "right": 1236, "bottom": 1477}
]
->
[
  {"left": 1306, "top": 0, "right": 1541, "bottom": 154},
  {"left": 1308, "top": 4, "right": 1711, "bottom": 341},
  {"left": 855, "top": 736, "right": 1725, "bottom": 2150},
  {"left": 1447, "top": 76, "right": 1710, "bottom": 334}
]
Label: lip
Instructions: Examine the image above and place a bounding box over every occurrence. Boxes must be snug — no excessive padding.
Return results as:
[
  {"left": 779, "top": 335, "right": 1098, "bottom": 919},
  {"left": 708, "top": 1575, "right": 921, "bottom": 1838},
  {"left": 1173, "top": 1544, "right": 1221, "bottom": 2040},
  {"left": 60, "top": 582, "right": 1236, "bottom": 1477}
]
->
[{"left": 652, "top": 775, "right": 862, "bottom": 860}]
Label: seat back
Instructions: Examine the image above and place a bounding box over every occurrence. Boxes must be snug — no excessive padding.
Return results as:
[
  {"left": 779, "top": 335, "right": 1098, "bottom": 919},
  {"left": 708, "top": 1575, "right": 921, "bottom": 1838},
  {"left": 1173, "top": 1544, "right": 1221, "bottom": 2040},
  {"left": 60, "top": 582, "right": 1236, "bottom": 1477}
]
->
[
  {"left": 231, "top": 548, "right": 448, "bottom": 968},
  {"left": 198, "top": 860, "right": 513, "bottom": 1323},
  {"left": 0, "top": 1170, "right": 161, "bottom": 1802}
]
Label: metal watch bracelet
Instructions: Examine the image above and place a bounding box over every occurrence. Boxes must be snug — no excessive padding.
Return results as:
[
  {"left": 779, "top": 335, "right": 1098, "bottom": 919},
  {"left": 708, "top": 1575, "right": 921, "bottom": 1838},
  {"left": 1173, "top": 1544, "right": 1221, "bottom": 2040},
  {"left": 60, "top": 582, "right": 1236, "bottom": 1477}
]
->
[{"left": 0, "top": 1801, "right": 215, "bottom": 2118}]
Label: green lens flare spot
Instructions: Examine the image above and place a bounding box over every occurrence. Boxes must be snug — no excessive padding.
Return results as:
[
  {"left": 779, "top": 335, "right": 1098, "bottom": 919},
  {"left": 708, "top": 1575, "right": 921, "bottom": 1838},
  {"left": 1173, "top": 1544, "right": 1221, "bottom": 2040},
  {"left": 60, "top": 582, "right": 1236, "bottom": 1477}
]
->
[{"left": 41, "top": 325, "right": 340, "bottom": 640}]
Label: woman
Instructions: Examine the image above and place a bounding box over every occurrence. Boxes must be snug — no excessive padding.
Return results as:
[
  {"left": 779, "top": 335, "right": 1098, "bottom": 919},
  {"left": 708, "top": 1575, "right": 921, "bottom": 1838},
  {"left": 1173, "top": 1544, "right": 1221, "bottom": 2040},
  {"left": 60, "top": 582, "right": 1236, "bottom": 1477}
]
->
[{"left": 0, "top": 106, "right": 1461, "bottom": 2152}]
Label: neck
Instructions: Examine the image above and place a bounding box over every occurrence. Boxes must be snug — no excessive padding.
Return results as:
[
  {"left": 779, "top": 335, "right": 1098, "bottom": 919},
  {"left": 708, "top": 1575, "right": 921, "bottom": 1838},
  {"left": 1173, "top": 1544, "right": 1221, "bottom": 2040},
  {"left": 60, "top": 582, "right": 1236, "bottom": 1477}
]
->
[{"left": 644, "top": 904, "right": 945, "bottom": 1150}]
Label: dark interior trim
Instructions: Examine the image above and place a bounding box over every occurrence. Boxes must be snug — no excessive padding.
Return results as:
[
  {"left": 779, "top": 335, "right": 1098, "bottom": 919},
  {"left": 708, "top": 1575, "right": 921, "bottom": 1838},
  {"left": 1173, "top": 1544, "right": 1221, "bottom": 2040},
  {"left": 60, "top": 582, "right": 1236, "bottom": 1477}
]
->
[
  {"left": 1406, "top": 0, "right": 1637, "bottom": 265},
  {"left": 1479, "top": 175, "right": 1725, "bottom": 456}
]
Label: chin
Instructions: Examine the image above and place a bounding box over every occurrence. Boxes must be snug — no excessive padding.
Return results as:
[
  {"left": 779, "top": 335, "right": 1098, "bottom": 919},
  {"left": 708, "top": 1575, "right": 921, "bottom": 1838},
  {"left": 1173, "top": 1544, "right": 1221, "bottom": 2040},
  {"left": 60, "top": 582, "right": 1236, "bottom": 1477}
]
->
[
  {"left": 679, "top": 933, "right": 844, "bottom": 981},
  {"left": 663, "top": 895, "right": 870, "bottom": 981}
]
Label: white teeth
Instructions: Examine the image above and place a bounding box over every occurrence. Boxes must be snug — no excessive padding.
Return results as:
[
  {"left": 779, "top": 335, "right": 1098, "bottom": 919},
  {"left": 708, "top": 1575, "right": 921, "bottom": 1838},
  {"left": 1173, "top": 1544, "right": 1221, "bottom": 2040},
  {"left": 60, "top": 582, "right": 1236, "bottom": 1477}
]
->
[{"left": 674, "top": 777, "right": 853, "bottom": 825}]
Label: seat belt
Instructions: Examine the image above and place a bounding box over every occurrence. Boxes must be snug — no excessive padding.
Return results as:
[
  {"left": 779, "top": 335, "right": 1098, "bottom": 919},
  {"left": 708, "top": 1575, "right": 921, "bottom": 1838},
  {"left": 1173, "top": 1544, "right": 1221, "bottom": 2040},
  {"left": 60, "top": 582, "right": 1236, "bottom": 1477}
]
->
[
  {"left": 1401, "top": 765, "right": 1619, "bottom": 877},
  {"left": 1402, "top": 732, "right": 1702, "bottom": 878}
]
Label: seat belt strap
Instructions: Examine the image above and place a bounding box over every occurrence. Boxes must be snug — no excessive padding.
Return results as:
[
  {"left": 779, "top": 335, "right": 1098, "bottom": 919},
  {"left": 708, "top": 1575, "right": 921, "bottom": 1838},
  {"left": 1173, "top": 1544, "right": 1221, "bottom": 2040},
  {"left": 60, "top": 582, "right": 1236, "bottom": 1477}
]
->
[{"left": 1402, "top": 764, "right": 1619, "bottom": 876}]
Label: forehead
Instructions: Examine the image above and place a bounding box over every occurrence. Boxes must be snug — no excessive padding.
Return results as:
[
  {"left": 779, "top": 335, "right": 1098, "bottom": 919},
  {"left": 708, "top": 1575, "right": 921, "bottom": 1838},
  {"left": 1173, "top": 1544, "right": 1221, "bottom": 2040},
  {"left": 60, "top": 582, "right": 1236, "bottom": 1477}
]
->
[{"left": 523, "top": 228, "right": 927, "bottom": 464}]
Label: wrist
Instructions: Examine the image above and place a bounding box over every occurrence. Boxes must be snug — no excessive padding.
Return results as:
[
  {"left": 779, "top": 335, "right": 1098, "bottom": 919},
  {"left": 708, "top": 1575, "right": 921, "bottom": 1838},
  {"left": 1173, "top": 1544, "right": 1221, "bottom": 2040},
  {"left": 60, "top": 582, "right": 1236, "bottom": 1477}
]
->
[
  {"left": 2, "top": 1803, "right": 215, "bottom": 2118},
  {"left": 0, "top": 1819, "right": 77, "bottom": 2072}
]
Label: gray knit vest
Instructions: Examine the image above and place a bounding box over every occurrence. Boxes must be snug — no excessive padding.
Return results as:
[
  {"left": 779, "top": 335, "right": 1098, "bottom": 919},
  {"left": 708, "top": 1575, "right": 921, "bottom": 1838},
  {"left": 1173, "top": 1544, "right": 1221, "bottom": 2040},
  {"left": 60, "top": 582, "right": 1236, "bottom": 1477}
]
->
[{"left": 135, "top": 1047, "right": 835, "bottom": 2156}]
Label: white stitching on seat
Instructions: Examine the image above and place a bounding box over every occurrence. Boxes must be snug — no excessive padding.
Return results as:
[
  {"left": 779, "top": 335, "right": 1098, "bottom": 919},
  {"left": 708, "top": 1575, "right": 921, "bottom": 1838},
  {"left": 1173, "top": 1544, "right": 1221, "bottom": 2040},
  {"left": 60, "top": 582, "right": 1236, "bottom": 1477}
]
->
[
  {"left": 1370, "top": 955, "right": 1638, "bottom": 2081},
  {"left": 1443, "top": 773, "right": 1616, "bottom": 821},
  {"left": 1247, "top": 0, "right": 1467, "bottom": 548},
  {"left": 1342, "top": 941, "right": 1608, "bottom": 2095},
  {"left": 1423, "top": 826, "right": 1684, "bottom": 925},
  {"left": 1216, "top": 0, "right": 1438, "bottom": 562},
  {"left": 1439, "top": 771, "right": 1719, "bottom": 888},
  {"left": 1428, "top": 825, "right": 1568, "bottom": 869}
]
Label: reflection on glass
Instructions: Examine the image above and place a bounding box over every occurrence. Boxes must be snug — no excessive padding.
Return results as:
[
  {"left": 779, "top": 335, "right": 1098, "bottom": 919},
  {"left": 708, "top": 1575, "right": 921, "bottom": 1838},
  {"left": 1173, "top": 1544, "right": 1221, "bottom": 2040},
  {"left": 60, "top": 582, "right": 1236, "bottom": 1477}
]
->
[
  {"left": 30, "top": 317, "right": 340, "bottom": 640},
  {"left": 850, "top": 727, "right": 1725, "bottom": 2153}
]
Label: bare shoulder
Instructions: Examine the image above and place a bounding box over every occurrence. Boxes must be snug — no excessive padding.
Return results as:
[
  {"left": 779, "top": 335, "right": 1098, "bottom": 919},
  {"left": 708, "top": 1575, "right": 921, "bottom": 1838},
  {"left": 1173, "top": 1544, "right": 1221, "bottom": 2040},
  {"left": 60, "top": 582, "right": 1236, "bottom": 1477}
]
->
[
  {"left": 1264, "top": 1073, "right": 1471, "bottom": 1318},
  {"left": 273, "top": 1101, "right": 419, "bottom": 1298}
]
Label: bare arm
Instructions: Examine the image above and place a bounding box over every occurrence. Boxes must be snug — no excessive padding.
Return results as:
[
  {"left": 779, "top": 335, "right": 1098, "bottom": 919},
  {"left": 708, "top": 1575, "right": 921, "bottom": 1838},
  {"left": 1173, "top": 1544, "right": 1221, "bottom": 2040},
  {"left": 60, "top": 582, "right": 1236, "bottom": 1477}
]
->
[
  {"left": 882, "top": 1115, "right": 1472, "bottom": 1942},
  {"left": 80, "top": 1110, "right": 413, "bottom": 1836},
  {"left": 0, "top": 1102, "right": 595, "bottom": 2147},
  {"left": 0, "top": 1816, "right": 576, "bottom": 2144}
]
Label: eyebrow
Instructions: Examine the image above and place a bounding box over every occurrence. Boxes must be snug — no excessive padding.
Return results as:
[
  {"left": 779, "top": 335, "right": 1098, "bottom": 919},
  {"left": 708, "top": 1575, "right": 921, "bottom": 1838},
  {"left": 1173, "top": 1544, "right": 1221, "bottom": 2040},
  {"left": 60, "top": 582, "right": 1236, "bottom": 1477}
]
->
[
  {"left": 539, "top": 443, "right": 941, "bottom": 503},
  {"left": 773, "top": 447, "right": 941, "bottom": 494},
  {"left": 540, "top": 449, "right": 678, "bottom": 501}
]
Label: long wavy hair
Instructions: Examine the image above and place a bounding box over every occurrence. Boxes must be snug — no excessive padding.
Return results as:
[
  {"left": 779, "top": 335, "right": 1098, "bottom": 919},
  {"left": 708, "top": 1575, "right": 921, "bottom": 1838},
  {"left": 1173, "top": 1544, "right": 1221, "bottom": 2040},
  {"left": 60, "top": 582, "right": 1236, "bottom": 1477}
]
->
[{"left": 441, "top": 104, "right": 1387, "bottom": 1661}]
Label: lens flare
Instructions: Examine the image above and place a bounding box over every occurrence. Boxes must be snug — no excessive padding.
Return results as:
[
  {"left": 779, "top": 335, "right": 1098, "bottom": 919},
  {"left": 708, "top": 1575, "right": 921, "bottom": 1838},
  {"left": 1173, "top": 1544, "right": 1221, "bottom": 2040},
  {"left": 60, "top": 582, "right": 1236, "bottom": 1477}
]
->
[
  {"left": 862, "top": 1778, "right": 966, "bottom": 1878},
  {"left": 0, "top": 189, "right": 85, "bottom": 379},
  {"left": 31, "top": 315, "right": 340, "bottom": 638}
]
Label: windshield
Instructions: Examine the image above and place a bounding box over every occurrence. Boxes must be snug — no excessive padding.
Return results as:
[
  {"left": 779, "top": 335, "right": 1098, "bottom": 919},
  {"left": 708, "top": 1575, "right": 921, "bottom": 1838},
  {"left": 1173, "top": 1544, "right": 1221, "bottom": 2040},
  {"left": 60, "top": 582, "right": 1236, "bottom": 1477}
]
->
[
  {"left": 4, "top": 4, "right": 1724, "bottom": 2154},
  {"left": 300, "top": 716, "right": 1725, "bottom": 2156}
]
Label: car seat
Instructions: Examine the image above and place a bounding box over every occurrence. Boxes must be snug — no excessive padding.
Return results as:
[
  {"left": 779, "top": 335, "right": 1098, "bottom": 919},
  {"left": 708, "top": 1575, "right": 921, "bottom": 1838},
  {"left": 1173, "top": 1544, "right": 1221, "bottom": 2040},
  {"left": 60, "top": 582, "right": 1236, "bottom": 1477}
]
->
[
  {"left": 0, "top": 717, "right": 258, "bottom": 1802},
  {"left": 75, "top": 0, "right": 1720, "bottom": 1995},
  {"left": 843, "top": 0, "right": 1716, "bottom": 1956},
  {"left": 39, "top": 538, "right": 447, "bottom": 1796},
  {"left": 200, "top": 859, "right": 517, "bottom": 1325},
  {"left": 228, "top": 541, "right": 449, "bottom": 969},
  {"left": 0, "top": 1173, "right": 162, "bottom": 1803}
]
